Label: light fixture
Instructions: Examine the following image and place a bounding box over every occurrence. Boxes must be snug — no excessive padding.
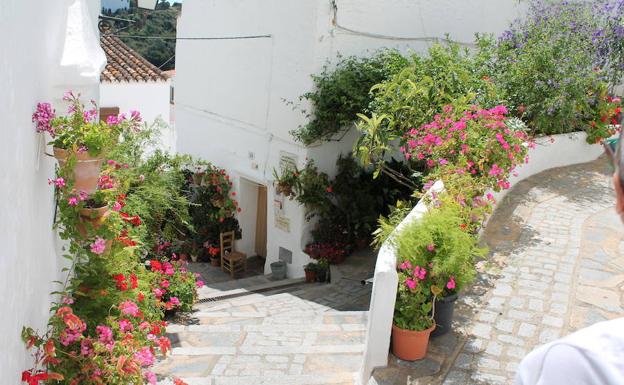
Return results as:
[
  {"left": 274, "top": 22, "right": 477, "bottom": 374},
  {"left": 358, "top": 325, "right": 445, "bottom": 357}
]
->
[{"left": 137, "top": 0, "right": 159, "bottom": 10}]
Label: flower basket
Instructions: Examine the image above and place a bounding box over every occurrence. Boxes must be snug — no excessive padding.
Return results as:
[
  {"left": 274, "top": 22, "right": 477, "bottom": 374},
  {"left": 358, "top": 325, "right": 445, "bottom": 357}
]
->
[
  {"left": 391, "top": 323, "right": 435, "bottom": 361},
  {"left": 53, "top": 147, "right": 104, "bottom": 194}
]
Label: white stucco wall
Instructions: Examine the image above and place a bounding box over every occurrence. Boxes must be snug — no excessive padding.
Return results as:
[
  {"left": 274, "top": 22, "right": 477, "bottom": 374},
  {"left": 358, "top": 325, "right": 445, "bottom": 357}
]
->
[
  {"left": 0, "top": 0, "right": 103, "bottom": 384},
  {"left": 175, "top": 0, "right": 526, "bottom": 278},
  {"left": 100, "top": 81, "right": 175, "bottom": 151}
]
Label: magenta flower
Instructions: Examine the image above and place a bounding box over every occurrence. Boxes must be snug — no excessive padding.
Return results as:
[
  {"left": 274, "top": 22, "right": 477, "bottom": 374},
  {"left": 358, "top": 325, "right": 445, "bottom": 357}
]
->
[
  {"left": 438, "top": 158, "right": 448, "bottom": 165},
  {"left": 427, "top": 244, "right": 435, "bottom": 252},
  {"left": 405, "top": 278, "right": 417, "bottom": 290},
  {"left": 399, "top": 260, "right": 412, "bottom": 271},
  {"left": 118, "top": 319, "right": 134, "bottom": 333},
  {"left": 62, "top": 296, "right": 74, "bottom": 305},
  {"left": 90, "top": 237, "right": 106, "bottom": 255},
  {"left": 446, "top": 277, "right": 456, "bottom": 290},
  {"left": 112, "top": 202, "right": 122, "bottom": 212},
  {"left": 80, "top": 339, "right": 93, "bottom": 356},
  {"left": 144, "top": 371, "right": 157, "bottom": 385},
  {"left": 96, "top": 325, "right": 113, "bottom": 345},
  {"left": 32, "top": 103, "right": 56, "bottom": 136},
  {"left": 133, "top": 347, "right": 155, "bottom": 367},
  {"left": 68, "top": 197, "right": 78, "bottom": 206},
  {"left": 169, "top": 297, "right": 180, "bottom": 306},
  {"left": 196, "top": 280, "right": 205, "bottom": 288},
  {"left": 413, "top": 266, "right": 427, "bottom": 280},
  {"left": 106, "top": 115, "right": 119, "bottom": 126},
  {"left": 48, "top": 178, "right": 65, "bottom": 188},
  {"left": 119, "top": 300, "right": 140, "bottom": 317}
]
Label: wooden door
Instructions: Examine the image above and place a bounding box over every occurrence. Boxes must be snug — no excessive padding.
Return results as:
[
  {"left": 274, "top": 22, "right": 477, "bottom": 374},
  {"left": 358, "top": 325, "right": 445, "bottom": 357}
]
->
[{"left": 255, "top": 185, "right": 267, "bottom": 258}]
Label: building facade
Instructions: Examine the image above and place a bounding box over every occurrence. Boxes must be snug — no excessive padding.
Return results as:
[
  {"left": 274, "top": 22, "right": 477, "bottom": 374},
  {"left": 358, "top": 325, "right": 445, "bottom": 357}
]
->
[
  {"left": 174, "top": 0, "right": 526, "bottom": 278},
  {"left": 0, "top": 0, "right": 104, "bottom": 383}
]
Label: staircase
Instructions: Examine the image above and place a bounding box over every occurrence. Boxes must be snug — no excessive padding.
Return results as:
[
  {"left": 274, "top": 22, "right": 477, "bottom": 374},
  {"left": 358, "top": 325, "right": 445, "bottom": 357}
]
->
[{"left": 154, "top": 281, "right": 369, "bottom": 385}]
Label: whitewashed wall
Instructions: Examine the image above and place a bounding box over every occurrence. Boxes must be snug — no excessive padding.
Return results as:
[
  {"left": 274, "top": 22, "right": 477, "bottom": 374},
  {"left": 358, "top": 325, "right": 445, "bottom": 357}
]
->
[
  {"left": 0, "top": 0, "right": 103, "bottom": 384},
  {"left": 100, "top": 81, "right": 175, "bottom": 152},
  {"left": 175, "top": 0, "right": 526, "bottom": 278}
]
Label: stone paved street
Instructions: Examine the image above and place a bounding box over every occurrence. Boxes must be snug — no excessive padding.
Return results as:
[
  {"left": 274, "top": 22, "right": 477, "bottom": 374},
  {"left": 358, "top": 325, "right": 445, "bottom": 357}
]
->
[
  {"left": 154, "top": 250, "right": 376, "bottom": 385},
  {"left": 444, "top": 158, "right": 624, "bottom": 384}
]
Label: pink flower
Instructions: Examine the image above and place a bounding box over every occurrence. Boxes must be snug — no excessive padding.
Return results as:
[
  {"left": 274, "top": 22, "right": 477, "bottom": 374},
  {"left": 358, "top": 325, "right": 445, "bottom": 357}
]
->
[
  {"left": 405, "top": 278, "right": 417, "bottom": 290},
  {"left": 427, "top": 244, "right": 435, "bottom": 252},
  {"left": 62, "top": 296, "right": 74, "bottom": 305},
  {"left": 90, "top": 237, "right": 107, "bottom": 255},
  {"left": 112, "top": 202, "right": 122, "bottom": 212},
  {"left": 119, "top": 300, "right": 140, "bottom": 317},
  {"left": 446, "top": 276, "right": 456, "bottom": 290},
  {"left": 118, "top": 319, "right": 134, "bottom": 333},
  {"left": 68, "top": 197, "right": 78, "bottom": 206},
  {"left": 153, "top": 288, "right": 164, "bottom": 298},
  {"left": 486, "top": 193, "right": 495, "bottom": 202},
  {"left": 488, "top": 164, "right": 504, "bottom": 176},
  {"left": 413, "top": 266, "right": 427, "bottom": 280},
  {"left": 48, "top": 178, "right": 65, "bottom": 188},
  {"left": 164, "top": 263, "right": 175, "bottom": 276},
  {"left": 106, "top": 115, "right": 119, "bottom": 126},
  {"left": 438, "top": 158, "right": 448, "bottom": 165},
  {"left": 160, "top": 280, "right": 170, "bottom": 289},
  {"left": 169, "top": 297, "right": 180, "bottom": 306},
  {"left": 80, "top": 339, "right": 93, "bottom": 356},
  {"left": 32, "top": 103, "right": 56, "bottom": 136},
  {"left": 139, "top": 174, "right": 145, "bottom": 182},
  {"left": 399, "top": 261, "right": 412, "bottom": 271},
  {"left": 130, "top": 110, "right": 142, "bottom": 122},
  {"left": 134, "top": 347, "right": 155, "bottom": 367},
  {"left": 196, "top": 280, "right": 205, "bottom": 288},
  {"left": 144, "top": 371, "right": 157, "bottom": 385},
  {"left": 78, "top": 191, "right": 88, "bottom": 201},
  {"left": 95, "top": 325, "right": 113, "bottom": 345}
]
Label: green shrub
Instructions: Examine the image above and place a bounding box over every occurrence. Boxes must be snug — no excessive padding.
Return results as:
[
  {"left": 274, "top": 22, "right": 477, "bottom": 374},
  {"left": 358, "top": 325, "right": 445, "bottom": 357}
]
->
[{"left": 291, "top": 50, "right": 409, "bottom": 145}]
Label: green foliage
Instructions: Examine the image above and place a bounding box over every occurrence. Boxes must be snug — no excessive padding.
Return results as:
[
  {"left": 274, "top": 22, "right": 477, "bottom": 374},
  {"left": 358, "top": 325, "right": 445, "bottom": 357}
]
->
[
  {"left": 291, "top": 50, "right": 409, "bottom": 145},
  {"left": 394, "top": 203, "right": 486, "bottom": 297},
  {"left": 394, "top": 272, "right": 434, "bottom": 331},
  {"left": 489, "top": 1, "right": 623, "bottom": 138},
  {"left": 355, "top": 43, "right": 502, "bottom": 172},
  {"left": 371, "top": 200, "right": 414, "bottom": 250}
]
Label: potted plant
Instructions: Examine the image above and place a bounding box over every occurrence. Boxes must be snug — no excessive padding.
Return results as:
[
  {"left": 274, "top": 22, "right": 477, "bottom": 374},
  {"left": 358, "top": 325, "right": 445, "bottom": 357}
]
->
[
  {"left": 304, "top": 262, "right": 317, "bottom": 283},
  {"left": 392, "top": 258, "right": 436, "bottom": 361},
  {"left": 33, "top": 92, "right": 138, "bottom": 194},
  {"left": 316, "top": 258, "right": 329, "bottom": 283},
  {"left": 272, "top": 165, "right": 301, "bottom": 198},
  {"left": 395, "top": 202, "right": 485, "bottom": 337}
]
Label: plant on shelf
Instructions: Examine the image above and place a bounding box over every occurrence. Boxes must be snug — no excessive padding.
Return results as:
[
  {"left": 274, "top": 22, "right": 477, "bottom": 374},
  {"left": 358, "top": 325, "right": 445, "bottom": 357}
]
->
[{"left": 394, "top": 203, "right": 486, "bottom": 337}]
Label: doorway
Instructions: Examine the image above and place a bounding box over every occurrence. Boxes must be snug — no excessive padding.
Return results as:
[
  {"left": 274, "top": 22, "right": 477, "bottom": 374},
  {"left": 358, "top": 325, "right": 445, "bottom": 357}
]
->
[{"left": 238, "top": 178, "right": 267, "bottom": 260}]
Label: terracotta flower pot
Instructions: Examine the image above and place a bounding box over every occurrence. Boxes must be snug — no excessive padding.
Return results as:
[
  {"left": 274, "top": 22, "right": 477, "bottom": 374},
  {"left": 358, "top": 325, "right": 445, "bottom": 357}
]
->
[
  {"left": 77, "top": 206, "right": 110, "bottom": 238},
  {"left": 391, "top": 323, "right": 436, "bottom": 361},
  {"left": 304, "top": 270, "right": 316, "bottom": 283},
  {"left": 53, "top": 147, "right": 104, "bottom": 194},
  {"left": 211, "top": 257, "right": 220, "bottom": 267}
]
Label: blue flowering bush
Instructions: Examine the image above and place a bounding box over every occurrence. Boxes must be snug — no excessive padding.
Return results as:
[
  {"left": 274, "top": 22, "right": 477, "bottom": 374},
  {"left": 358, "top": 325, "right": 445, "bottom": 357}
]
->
[{"left": 488, "top": 0, "right": 623, "bottom": 138}]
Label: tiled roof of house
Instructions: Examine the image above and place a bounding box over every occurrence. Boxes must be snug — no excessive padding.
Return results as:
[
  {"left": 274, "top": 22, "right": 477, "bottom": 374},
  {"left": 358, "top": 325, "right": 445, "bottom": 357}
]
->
[{"left": 100, "top": 35, "right": 167, "bottom": 83}]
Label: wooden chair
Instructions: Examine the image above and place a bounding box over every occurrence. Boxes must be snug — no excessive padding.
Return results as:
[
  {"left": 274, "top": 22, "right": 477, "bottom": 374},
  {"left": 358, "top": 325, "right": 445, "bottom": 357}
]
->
[{"left": 220, "top": 231, "right": 247, "bottom": 278}]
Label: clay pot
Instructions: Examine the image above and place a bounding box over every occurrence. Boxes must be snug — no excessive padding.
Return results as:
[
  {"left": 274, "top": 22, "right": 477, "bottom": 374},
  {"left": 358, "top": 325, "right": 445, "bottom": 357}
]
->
[
  {"left": 53, "top": 147, "right": 104, "bottom": 194},
  {"left": 77, "top": 206, "right": 110, "bottom": 238},
  {"left": 211, "top": 257, "right": 220, "bottom": 267},
  {"left": 391, "top": 323, "right": 436, "bottom": 361},
  {"left": 304, "top": 269, "right": 316, "bottom": 283}
]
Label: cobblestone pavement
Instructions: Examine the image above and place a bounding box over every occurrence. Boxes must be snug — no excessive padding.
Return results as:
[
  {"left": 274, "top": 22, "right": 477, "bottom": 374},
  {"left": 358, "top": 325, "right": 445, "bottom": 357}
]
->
[
  {"left": 443, "top": 158, "right": 624, "bottom": 384},
  {"left": 154, "top": 249, "right": 376, "bottom": 385}
]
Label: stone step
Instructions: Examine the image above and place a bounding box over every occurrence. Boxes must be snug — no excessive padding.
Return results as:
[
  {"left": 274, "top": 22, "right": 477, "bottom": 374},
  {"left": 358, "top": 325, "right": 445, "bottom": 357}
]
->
[
  {"left": 167, "top": 322, "right": 367, "bottom": 334},
  {"left": 158, "top": 372, "right": 359, "bottom": 385},
  {"left": 198, "top": 277, "right": 306, "bottom": 300}
]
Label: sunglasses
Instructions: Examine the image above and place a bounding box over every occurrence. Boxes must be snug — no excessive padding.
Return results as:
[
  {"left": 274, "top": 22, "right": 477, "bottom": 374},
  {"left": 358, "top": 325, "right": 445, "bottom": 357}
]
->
[{"left": 603, "top": 116, "right": 624, "bottom": 189}]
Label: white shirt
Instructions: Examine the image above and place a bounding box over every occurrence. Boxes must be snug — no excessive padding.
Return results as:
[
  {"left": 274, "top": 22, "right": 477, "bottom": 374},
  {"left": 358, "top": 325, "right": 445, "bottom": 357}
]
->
[{"left": 515, "top": 318, "right": 624, "bottom": 385}]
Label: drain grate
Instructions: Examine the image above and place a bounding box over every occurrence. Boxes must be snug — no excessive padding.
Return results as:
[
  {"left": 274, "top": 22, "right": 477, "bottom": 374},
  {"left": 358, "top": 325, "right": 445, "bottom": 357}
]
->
[{"left": 196, "top": 281, "right": 308, "bottom": 304}]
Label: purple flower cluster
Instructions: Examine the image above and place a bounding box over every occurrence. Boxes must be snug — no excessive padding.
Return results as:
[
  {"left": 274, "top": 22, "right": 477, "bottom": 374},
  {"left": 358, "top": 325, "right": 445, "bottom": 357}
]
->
[{"left": 32, "top": 103, "right": 56, "bottom": 136}]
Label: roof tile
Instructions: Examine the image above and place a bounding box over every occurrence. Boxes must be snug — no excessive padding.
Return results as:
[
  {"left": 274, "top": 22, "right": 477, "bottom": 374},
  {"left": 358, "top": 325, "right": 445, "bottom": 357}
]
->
[{"left": 100, "top": 35, "right": 167, "bottom": 83}]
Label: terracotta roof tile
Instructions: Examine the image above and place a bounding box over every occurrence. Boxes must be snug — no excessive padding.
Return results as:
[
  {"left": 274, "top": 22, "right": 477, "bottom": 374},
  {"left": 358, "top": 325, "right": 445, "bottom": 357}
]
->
[{"left": 100, "top": 35, "right": 167, "bottom": 83}]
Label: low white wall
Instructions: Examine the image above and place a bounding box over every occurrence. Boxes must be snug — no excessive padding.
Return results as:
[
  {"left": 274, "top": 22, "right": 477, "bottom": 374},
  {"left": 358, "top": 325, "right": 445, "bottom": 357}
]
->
[
  {"left": 359, "top": 132, "right": 603, "bottom": 384},
  {"left": 358, "top": 181, "right": 444, "bottom": 385},
  {"left": 492, "top": 132, "right": 604, "bottom": 203}
]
